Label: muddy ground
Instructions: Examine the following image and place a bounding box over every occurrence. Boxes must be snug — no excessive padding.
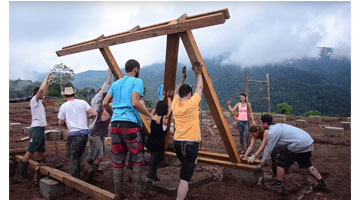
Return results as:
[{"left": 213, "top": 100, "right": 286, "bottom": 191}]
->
[{"left": 9, "top": 101, "right": 351, "bottom": 200}]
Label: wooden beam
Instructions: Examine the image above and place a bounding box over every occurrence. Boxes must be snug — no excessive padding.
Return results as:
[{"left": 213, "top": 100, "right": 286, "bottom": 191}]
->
[
  {"left": 177, "top": 13, "right": 188, "bottom": 23},
  {"left": 129, "top": 25, "right": 140, "bottom": 33},
  {"left": 56, "top": 11, "right": 227, "bottom": 57},
  {"left": 186, "top": 8, "right": 230, "bottom": 20},
  {"left": 11, "top": 155, "right": 115, "bottom": 200},
  {"left": 99, "top": 47, "right": 123, "bottom": 80},
  {"left": 163, "top": 33, "right": 180, "bottom": 148},
  {"left": 10, "top": 144, "right": 67, "bottom": 154},
  {"left": 198, "top": 151, "right": 261, "bottom": 164},
  {"left": 180, "top": 30, "right": 241, "bottom": 163},
  {"left": 164, "top": 151, "right": 260, "bottom": 172},
  {"left": 99, "top": 47, "right": 150, "bottom": 133}
]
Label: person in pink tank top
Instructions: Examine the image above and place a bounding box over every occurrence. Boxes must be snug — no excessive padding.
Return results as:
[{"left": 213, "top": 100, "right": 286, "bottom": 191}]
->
[{"left": 228, "top": 93, "right": 255, "bottom": 151}]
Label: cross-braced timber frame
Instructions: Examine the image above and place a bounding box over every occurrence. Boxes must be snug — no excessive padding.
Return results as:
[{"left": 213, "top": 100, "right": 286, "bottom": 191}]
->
[{"left": 56, "top": 8, "right": 259, "bottom": 169}]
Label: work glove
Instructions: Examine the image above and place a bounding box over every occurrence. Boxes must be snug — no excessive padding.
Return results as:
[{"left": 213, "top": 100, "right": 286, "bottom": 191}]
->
[
  {"left": 255, "top": 163, "right": 263, "bottom": 172},
  {"left": 248, "top": 155, "right": 256, "bottom": 164}
]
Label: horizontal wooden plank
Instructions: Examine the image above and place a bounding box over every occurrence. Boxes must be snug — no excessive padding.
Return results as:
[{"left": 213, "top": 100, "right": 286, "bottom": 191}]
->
[
  {"left": 198, "top": 151, "right": 261, "bottom": 164},
  {"left": 9, "top": 143, "right": 67, "bottom": 154},
  {"left": 56, "top": 11, "right": 227, "bottom": 56},
  {"left": 164, "top": 151, "right": 260, "bottom": 172},
  {"left": 11, "top": 155, "right": 115, "bottom": 200}
]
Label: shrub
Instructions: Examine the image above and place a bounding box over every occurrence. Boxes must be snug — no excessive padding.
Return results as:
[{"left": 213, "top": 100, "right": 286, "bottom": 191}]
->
[
  {"left": 277, "top": 102, "right": 293, "bottom": 115},
  {"left": 304, "top": 110, "right": 321, "bottom": 117}
]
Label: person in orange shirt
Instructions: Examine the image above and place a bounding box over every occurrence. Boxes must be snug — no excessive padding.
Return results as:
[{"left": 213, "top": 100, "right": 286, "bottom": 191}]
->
[{"left": 171, "top": 63, "right": 203, "bottom": 200}]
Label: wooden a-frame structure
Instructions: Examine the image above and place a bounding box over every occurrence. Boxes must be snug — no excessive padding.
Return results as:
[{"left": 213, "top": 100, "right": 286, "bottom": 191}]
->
[{"left": 56, "top": 8, "right": 259, "bottom": 171}]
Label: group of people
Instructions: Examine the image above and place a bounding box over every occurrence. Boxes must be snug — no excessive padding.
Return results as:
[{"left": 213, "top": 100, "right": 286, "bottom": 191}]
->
[{"left": 14, "top": 58, "right": 330, "bottom": 200}]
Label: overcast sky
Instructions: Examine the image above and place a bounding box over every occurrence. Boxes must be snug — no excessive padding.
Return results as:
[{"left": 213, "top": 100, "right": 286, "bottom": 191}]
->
[{"left": 9, "top": 1, "right": 351, "bottom": 80}]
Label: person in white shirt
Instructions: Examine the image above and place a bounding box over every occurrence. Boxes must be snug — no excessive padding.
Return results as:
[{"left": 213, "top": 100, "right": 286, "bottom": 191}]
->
[
  {"left": 15, "top": 73, "right": 52, "bottom": 183},
  {"left": 58, "top": 87, "right": 97, "bottom": 180}
]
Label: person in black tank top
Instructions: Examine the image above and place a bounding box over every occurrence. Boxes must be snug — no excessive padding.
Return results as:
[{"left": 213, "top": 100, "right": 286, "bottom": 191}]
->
[{"left": 144, "top": 90, "right": 173, "bottom": 198}]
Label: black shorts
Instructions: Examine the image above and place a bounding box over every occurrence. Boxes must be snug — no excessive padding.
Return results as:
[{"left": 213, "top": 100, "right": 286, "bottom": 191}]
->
[
  {"left": 277, "top": 148, "right": 312, "bottom": 169},
  {"left": 174, "top": 140, "right": 199, "bottom": 182},
  {"left": 28, "top": 127, "right": 45, "bottom": 153}
]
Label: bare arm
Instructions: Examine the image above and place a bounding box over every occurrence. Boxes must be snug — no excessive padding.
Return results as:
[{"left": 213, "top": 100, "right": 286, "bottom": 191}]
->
[
  {"left": 174, "top": 66, "right": 186, "bottom": 98},
  {"left": 87, "top": 108, "right": 97, "bottom": 118},
  {"left": 244, "top": 137, "right": 256, "bottom": 157},
  {"left": 165, "top": 90, "right": 173, "bottom": 119},
  {"left": 132, "top": 92, "right": 152, "bottom": 118},
  {"left": 248, "top": 103, "right": 256, "bottom": 124},
  {"left": 192, "top": 62, "right": 203, "bottom": 95},
  {"left": 254, "top": 130, "right": 268, "bottom": 157},
  {"left": 36, "top": 73, "right": 53, "bottom": 100},
  {"left": 102, "top": 93, "right": 113, "bottom": 115},
  {"left": 227, "top": 101, "right": 239, "bottom": 113},
  {"left": 58, "top": 119, "right": 66, "bottom": 127}
]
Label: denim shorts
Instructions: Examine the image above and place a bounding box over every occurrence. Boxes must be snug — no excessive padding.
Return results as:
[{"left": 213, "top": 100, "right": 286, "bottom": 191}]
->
[
  {"left": 88, "top": 134, "right": 104, "bottom": 162},
  {"left": 174, "top": 140, "right": 199, "bottom": 182}
]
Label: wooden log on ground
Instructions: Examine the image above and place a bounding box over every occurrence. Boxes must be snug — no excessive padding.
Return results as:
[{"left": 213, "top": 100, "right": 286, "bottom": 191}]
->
[
  {"left": 11, "top": 155, "right": 115, "bottom": 200},
  {"left": 164, "top": 151, "right": 260, "bottom": 172},
  {"left": 197, "top": 151, "right": 261, "bottom": 165}
]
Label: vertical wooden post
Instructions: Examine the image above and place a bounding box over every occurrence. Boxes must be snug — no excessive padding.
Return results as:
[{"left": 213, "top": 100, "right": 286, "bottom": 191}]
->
[
  {"left": 266, "top": 73, "right": 271, "bottom": 113},
  {"left": 245, "top": 70, "right": 248, "bottom": 98},
  {"left": 163, "top": 34, "right": 180, "bottom": 148},
  {"left": 99, "top": 47, "right": 150, "bottom": 133},
  {"left": 180, "top": 30, "right": 241, "bottom": 163}
]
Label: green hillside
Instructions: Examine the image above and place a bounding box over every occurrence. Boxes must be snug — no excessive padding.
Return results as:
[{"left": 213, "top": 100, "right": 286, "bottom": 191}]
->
[{"left": 70, "top": 57, "right": 350, "bottom": 116}]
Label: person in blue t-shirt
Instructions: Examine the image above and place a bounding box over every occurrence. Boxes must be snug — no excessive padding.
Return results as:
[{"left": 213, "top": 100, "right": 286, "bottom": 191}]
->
[{"left": 102, "top": 59, "right": 154, "bottom": 200}]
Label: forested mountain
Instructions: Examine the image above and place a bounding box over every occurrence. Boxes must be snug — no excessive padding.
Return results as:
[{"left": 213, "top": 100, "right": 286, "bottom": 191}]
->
[{"left": 10, "top": 57, "right": 351, "bottom": 116}]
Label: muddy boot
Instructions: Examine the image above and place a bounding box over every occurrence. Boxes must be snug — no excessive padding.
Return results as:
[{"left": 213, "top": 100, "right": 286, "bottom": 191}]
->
[
  {"left": 83, "top": 167, "right": 95, "bottom": 181},
  {"left": 143, "top": 178, "right": 154, "bottom": 199},
  {"left": 113, "top": 168, "right": 125, "bottom": 200},
  {"left": 133, "top": 165, "right": 142, "bottom": 200},
  {"left": 91, "top": 163, "right": 99, "bottom": 174},
  {"left": 154, "top": 175, "right": 161, "bottom": 182},
  {"left": 14, "top": 161, "right": 29, "bottom": 183},
  {"left": 313, "top": 180, "right": 331, "bottom": 193}
]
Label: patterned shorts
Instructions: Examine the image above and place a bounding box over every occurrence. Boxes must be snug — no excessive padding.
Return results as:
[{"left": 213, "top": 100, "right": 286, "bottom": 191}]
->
[{"left": 111, "top": 121, "right": 144, "bottom": 168}]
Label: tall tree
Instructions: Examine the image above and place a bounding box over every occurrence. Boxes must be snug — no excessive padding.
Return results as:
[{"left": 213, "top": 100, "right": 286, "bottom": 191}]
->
[{"left": 48, "top": 63, "right": 75, "bottom": 97}]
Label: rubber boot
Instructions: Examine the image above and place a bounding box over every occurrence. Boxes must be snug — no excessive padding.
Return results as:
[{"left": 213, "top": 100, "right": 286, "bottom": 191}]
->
[
  {"left": 14, "top": 161, "right": 29, "bottom": 183},
  {"left": 144, "top": 178, "right": 154, "bottom": 199},
  {"left": 113, "top": 168, "right": 125, "bottom": 200},
  {"left": 133, "top": 165, "right": 142, "bottom": 200}
]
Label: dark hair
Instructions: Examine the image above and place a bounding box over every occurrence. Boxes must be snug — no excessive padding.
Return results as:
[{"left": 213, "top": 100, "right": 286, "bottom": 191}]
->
[
  {"left": 240, "top": 92, "right": 247, "bottom": 102},
  {"left": 32, "top": 86, "right": 40, "bottom": 96},
  {"left": 249, "top": 124, "right": 264, "bottom": 140},
  {"left": 125, "top": 59, "right": 140, "bottom": 73},
  {"left": 155, "top": 101, "right": 168, "bottom": 116},
  {"left": 64, "top": 94, "right": 75, "bottom": 98},
  {"left": 261, "top": 114, "right": 273, "bottom": 125},
  {"left": 179, "top": 84, "right": 192, "bottom": 98}
]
